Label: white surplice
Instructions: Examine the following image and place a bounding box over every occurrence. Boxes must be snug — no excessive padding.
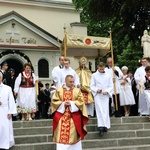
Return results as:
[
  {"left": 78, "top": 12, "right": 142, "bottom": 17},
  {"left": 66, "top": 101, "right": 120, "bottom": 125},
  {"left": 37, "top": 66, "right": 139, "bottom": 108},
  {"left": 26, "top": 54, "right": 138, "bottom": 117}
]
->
[
  {"left": 105, "top": 66, "right": 123, "bottom": 94},
  {"left": 86, "top": 103, "right": 94, "bottom": 117},
  {"left": 0, "top": 83, "right": 17, "bottom": 149},
  {"left": 90, "top": 71, "right": 113, "bottom": 128},
  {"left": 56, "top": 86, "right": 82, "bottom": 150},
  {"left": 60, "top": 67, "right": 80, "bottom": 87},
  {"left": 134, "top": 66, "right": 149, "bottom": 115},
  {"left": 52, "top": 65, "right": 63, "bottom": 88},
  {"left": 142, "top": 76, "right": 150, "bottom": 113}
]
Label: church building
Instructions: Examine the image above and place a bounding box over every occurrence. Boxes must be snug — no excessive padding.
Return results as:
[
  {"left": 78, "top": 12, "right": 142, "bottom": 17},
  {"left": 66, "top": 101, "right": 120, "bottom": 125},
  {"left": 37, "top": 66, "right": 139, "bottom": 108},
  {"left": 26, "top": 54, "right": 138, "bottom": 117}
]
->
[{"left": 0, "top": 0, "right": 95, "bottom": 83}]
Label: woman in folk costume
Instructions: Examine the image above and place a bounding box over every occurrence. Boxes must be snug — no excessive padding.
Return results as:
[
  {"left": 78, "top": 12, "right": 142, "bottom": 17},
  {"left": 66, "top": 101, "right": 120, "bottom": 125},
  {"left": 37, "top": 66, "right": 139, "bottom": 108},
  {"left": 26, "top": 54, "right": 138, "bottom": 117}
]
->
[
  {"left": 14, "top": 63, "right": 37, "bottom": 121},
  {"left": 0, "top": 72, "right": 17, "bottom": 149},
  {"left": 120, "top": 66, "right": 135, "bottom": 116},
  {"left": 143, "top": 66, "right": 150, "bottom": 120}
]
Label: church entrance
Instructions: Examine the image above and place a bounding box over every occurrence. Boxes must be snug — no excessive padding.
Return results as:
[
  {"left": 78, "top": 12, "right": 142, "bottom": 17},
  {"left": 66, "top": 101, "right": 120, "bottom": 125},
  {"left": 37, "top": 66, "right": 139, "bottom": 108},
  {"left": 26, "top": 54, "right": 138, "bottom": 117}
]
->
[
  {"left": 0, "top": 50, "right": 32, "bottom": 77},
  {"left": 6, "top": 59, "right": 23, "bottom": 77}
]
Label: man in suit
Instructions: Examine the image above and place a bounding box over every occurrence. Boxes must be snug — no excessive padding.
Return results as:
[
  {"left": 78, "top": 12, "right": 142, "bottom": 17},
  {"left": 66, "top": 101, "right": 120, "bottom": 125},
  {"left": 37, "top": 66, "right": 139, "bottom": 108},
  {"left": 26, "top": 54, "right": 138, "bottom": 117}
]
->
[
  {"left": 0, "top": 61, "right": 11, "bottom": 86},
  {"left": 42, "top": 83, "right": 51, "bottom": 119},
  {"left": 8, "top": 68, "right": 16, "bottom": 91}
]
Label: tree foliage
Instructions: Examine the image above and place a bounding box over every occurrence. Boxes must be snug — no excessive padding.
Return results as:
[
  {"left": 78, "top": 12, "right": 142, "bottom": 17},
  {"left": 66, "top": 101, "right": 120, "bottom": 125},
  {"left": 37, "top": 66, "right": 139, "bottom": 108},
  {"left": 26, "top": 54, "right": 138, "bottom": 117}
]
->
[{"left": 72, "top": 0, "right": 150, "bottom": 71}]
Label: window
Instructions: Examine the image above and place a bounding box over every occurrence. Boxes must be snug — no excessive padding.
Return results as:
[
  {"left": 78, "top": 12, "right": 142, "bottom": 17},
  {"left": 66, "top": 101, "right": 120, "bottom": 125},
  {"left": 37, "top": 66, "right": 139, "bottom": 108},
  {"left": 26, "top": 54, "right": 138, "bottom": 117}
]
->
[{"left": 38, "top": 59, "right": 49, "bottom": 78}]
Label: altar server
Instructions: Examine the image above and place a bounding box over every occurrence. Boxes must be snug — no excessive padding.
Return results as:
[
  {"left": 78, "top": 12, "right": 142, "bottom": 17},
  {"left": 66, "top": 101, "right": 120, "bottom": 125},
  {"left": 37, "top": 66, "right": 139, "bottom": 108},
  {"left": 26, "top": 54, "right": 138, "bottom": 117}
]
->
[
  {"left": 90, "top": 62, "right": 113, "bottom": 136},
  {"left": 0, "top": 72, "right": 17, "bottom": 149}
]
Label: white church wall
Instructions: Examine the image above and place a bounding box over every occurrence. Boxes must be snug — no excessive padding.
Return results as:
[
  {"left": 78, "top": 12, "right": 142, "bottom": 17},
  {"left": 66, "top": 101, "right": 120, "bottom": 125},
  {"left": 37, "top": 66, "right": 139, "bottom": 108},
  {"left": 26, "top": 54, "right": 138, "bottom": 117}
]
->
[
  {"left": 0, "top": 1, "right": 80, "bottom": 40},
  {"left": 0, "top": 0, "right": 96, "bottom": 83}
]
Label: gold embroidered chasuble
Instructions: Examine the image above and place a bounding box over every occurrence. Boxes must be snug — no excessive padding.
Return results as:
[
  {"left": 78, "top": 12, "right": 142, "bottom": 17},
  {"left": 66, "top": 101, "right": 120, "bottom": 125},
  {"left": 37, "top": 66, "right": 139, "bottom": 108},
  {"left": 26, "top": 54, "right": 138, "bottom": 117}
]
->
[
  {"left": 76, "top": 68, "right": 94, "bottom": 104},
  {"left": 52, "top": 87, "right": 88, "bottom": 144}
]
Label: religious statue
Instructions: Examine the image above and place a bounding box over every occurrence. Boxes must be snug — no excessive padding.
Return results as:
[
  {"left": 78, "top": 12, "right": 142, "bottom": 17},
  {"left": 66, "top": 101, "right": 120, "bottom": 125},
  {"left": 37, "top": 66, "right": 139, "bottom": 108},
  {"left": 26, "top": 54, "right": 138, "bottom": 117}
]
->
[{"left": 141, "top": 30, "right": 150, "bottom": 57}]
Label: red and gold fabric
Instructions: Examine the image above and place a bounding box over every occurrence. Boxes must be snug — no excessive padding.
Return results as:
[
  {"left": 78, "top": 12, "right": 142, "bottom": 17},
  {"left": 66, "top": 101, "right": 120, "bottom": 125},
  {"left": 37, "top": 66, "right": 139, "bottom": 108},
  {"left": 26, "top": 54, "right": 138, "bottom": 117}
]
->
[
  {"left": 52, "top": 87, "right": 88, "bottom": 144},
  {"left": 76, "top": 68, "right": 94, "bottom": 104}
]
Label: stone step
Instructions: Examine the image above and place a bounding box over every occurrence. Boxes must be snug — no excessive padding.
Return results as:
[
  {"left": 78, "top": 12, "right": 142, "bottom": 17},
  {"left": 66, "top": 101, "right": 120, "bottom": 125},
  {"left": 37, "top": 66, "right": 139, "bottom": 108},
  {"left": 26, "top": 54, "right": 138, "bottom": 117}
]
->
[
  {"left": 14, "top": 129, "right": 150, "bottom": 145},
  {"left": 10, "top": 142, "right": 55, "bottom": 150},
  {"left": 15, "top": 134, "right": 52, "bottom": 144},
  {"left": 13, "top": 120, "right": 52, "bottom": 128},
  {"left": 14, "top": 126, "right": 52, "bottom": 136},
  {"left": 83, "top": 137, "right": 150, "bottom": 149},
  {"left": 12, "top": 116, "right": 150, "bottom": 128},
  {"left": 13, "top": 122, "right": 150, "bottom": 136},
  {"left": 14, "top": 129, "right": 150, "bottom": 142},
  {"left": 83, "top": 144, "right": 150, "bottom": 150},
  {"left": 11, "top": 116, "right": 150, "bottom": 150},
  {"left": 10, "top": 137, "right": 150, "bottom": 150}
]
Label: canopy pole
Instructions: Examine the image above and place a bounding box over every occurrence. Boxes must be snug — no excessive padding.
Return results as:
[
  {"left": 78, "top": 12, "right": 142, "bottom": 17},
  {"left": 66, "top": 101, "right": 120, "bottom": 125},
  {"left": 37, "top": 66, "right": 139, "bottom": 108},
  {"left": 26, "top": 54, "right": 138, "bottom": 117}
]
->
[
  {"left": 109, "top": 28, "right": 118, "bottom": 111},
  {"left": 63, "top": 24, "right": 67, "bottom": 57}
]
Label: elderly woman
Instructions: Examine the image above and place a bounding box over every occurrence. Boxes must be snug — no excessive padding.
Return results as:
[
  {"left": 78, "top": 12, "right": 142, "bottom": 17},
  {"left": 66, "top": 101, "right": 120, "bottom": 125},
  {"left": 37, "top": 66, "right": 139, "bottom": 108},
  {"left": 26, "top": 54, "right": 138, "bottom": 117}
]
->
[
  {"left": 120, "top": 66, "right": 135, "bottom": 116},
  {"left": 14, "top": 63, "right": 37, "bottom": 121}
]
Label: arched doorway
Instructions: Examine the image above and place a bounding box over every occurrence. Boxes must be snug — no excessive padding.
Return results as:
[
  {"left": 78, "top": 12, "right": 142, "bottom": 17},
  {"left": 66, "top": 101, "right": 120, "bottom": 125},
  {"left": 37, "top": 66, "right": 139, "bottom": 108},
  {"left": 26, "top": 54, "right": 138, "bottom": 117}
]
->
[
  {"left": 0, "top": 50, "right": 32, "bottom": 77},
  {"left": 6, "top": 59, "right": 23, "bottom": 77}
]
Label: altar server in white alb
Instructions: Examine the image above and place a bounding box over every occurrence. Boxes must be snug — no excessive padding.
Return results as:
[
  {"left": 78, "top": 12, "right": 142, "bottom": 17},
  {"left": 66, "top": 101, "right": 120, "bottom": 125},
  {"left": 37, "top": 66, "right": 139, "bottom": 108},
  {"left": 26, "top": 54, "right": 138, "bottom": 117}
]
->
[
  {"left": 52, "top": 56, "right": 64, "bottom": 88},
  {"left": 0, "top": 72, "right": 17, "bottom": 149},
  {"left": 90, "top": 62, "right": 113, "bottom": 136},
  {"left": 60, "top": 58, "right": 80, "bottom": 88},
  {"left": 134, "top": 57, "right": 149, "bottom": 116},
  {"left": 120, "top": 66, "right": 135, "bottom": 116}
]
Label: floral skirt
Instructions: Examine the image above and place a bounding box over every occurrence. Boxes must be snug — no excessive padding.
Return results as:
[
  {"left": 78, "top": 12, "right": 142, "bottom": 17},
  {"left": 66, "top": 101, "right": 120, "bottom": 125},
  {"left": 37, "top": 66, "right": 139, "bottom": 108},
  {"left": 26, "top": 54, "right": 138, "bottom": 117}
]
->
[{"left": 16, "top": 87, "right": 36, "bottom": 113}]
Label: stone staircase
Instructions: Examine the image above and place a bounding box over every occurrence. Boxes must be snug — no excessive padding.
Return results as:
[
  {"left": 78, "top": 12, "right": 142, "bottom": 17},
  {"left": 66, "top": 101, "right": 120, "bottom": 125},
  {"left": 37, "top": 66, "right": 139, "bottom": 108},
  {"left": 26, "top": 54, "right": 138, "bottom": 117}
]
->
[{"left": 10, "top": 116, "right": 150, "bottom": 150}]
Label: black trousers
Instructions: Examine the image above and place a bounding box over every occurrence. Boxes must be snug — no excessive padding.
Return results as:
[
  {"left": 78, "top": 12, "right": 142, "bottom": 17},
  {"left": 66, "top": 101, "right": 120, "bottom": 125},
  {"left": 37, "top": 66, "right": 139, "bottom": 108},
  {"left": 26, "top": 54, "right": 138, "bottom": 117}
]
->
[
  {"left": 42, "top": 103, "right": 49, "bottom": 118},
  {"left": 130, "top": 91, "right": 139, "bottom": 116},
  {"left": 35, "top": 102, "right": 42, "bottom": 119},
  {"left": 113, "top": 94, "right": 122, "bottom": 116}
]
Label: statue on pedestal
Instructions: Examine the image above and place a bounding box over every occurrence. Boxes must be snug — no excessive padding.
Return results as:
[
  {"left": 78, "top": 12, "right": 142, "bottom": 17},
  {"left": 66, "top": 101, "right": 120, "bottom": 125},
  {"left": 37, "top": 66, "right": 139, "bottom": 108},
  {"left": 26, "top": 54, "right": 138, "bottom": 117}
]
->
[{"left": 141, "top": 30, "right": 150, "bottom": 57}]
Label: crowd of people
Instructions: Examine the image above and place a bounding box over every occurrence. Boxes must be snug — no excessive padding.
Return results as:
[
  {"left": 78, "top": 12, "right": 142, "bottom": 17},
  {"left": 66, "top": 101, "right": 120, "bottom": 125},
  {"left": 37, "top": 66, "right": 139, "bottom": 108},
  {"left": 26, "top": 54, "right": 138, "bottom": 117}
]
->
[{"left": 1, "top": 55, "right": 150, "bottom": 150}]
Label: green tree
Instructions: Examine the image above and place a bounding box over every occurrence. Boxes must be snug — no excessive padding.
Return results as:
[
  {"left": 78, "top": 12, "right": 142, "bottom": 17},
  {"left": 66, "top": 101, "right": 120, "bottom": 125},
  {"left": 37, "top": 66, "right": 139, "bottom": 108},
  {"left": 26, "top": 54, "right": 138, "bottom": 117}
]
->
[{"left": 73, "top": 0, "right": 150, "bottom": 71}]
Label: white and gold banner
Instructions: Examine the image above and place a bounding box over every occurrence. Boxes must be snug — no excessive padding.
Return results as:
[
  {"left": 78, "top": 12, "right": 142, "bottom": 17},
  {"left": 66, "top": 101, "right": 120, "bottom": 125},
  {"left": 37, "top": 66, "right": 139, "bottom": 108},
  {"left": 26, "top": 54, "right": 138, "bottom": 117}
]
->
[{"left": 66, "top": 34, "right": 111, "bottom": 50}]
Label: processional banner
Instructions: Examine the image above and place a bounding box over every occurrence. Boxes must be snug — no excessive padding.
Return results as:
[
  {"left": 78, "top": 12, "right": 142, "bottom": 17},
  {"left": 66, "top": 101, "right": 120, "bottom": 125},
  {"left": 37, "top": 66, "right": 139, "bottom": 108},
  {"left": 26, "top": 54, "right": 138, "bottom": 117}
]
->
[{"left": 66, "top": 34, "right": 111, "bottom": 50}]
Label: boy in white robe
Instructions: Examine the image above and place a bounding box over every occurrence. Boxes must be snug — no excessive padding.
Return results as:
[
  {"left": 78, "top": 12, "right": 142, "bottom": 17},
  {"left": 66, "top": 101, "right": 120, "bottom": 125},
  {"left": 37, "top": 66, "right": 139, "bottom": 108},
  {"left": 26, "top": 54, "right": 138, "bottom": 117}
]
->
[
  {"left": 90, "top": 62, "right": 113, "bottom": 136},
  {"left": 0, "top": 72, "right": 17, "bottom": 149},
  {"left": 52, "top": 56, "right": 64, "bottom": 88},
  {"left": 60, "top": 58, "right": 80, "bottom": 88}
]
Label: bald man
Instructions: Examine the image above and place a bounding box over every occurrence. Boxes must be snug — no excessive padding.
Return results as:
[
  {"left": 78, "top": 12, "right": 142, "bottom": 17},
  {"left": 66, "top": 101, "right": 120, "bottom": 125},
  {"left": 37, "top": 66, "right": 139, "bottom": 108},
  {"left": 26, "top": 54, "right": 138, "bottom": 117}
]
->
[{"left": 105, "top": 57, "right": 123, "bottom": 117}]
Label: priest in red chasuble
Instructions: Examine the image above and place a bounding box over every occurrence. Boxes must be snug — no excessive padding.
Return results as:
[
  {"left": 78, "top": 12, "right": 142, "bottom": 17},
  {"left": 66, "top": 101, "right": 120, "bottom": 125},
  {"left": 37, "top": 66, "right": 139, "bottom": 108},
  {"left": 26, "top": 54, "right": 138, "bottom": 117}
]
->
[{"left": 52, "top": 75, "right": 88, "bottom": 150}]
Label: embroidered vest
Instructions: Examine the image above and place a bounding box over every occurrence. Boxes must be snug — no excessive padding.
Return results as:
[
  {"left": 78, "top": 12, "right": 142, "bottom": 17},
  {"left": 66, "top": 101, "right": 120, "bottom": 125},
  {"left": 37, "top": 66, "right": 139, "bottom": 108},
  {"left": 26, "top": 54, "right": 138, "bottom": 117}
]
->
[{"left": 20, "top": 72, "right": 34, "bottom": 88}]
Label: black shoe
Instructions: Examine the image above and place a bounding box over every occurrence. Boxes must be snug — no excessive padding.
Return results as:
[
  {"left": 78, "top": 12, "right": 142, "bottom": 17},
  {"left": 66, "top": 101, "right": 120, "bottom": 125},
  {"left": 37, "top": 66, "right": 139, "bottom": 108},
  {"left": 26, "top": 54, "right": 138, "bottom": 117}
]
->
[
  {"left": 12, "top": 116, "right": 17, "bottom": 121},
  {"left": 99, "top": 127, "right": 104, "bottom": 136},
  {"left": 115, "top": 114, "right": 122, "bottom": 117},
  {"left": 104, "top": 127, "right": 108, "bottom": 132}
]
